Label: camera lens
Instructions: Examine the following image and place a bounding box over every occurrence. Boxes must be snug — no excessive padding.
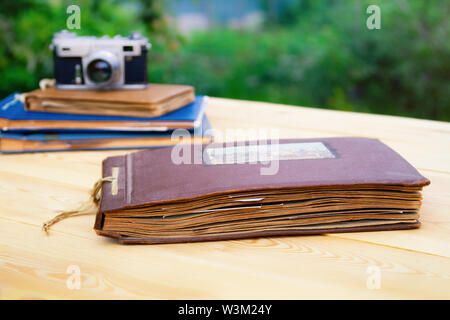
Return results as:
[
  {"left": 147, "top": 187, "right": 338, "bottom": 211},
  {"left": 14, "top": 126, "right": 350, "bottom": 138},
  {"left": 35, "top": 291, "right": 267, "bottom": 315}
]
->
[{"left": 87, "top": 59, "right": 112, "bottom": 83}]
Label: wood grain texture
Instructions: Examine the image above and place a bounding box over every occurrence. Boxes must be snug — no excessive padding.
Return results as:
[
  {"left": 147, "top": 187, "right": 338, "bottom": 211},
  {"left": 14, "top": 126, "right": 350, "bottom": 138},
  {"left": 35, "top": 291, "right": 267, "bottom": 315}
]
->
[{"left": 0, "top": 97, "right": 449, "bottom": 299}]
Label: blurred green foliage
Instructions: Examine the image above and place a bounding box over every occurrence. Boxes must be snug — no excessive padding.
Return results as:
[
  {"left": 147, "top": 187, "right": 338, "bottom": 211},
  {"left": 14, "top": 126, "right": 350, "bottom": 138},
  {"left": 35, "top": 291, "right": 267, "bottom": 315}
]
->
[{"left": 0, "top": 0, "right": 449, "bottom": 120}]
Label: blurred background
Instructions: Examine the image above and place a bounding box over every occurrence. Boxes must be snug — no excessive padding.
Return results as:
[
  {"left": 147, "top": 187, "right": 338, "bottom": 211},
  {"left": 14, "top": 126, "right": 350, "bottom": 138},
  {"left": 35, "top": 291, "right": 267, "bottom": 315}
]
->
[{"left": 0, "top": 0, "right": 448, "bottom": 121}]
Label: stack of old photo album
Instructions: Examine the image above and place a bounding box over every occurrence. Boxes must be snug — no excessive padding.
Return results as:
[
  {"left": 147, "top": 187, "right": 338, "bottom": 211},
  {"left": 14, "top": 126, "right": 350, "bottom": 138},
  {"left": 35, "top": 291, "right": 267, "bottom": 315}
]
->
[{"left": 0, "top": 84, "right": 212, "bottom": 153}]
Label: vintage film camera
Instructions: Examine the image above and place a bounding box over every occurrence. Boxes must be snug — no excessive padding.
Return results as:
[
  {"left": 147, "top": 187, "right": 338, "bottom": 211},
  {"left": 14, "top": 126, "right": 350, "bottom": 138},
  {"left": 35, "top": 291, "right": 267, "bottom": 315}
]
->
[{"left": 50, "top": 30, "right": 151, "bottom": 90}]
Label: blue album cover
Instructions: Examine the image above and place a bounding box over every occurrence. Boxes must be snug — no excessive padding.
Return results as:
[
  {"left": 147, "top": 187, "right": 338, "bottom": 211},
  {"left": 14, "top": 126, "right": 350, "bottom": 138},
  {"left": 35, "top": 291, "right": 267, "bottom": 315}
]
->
[
  {"left": 0, "top": 93, "right": 206, "bottom": 131},
  {"left": 0, "top": 115, "right": 212, "bottom": 154}
]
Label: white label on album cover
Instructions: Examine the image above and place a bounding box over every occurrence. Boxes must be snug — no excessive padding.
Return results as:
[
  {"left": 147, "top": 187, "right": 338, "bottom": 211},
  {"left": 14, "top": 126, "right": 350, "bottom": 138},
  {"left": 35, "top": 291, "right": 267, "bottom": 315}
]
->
[{"left": 204, "top": 142, "right": 335, "bottom": 165}]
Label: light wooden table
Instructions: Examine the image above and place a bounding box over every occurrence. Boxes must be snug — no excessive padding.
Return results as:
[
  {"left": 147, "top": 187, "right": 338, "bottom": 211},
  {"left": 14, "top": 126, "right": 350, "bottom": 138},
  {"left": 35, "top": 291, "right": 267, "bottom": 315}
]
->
[{"left": 1, "top": 97, "right": 449, "bottom": 299}]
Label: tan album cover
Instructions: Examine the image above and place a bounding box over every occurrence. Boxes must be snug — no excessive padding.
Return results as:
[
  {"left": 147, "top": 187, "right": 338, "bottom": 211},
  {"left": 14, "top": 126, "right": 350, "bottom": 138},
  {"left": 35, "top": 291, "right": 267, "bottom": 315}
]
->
[{"left": 24, "top": 84, "right": 195, "bottom": 117}]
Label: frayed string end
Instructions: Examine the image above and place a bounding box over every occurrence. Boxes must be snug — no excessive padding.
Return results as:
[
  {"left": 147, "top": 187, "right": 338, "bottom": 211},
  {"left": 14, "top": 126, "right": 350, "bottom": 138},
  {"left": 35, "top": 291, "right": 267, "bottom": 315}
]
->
[{"left": 42, "top": 176, "right": 115, "bottom": 234}]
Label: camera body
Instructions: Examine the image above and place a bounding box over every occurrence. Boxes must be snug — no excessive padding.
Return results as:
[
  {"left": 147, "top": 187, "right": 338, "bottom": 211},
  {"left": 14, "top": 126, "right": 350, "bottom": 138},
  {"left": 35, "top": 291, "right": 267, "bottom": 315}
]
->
[{"left": 50, "top": 30, "right": 151, "bottom": 90}]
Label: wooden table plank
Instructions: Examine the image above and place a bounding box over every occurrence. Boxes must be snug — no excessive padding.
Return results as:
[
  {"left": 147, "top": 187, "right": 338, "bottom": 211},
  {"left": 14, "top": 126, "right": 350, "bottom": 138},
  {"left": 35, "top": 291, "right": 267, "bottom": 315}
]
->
[
  {"left": 0, "top": 97, "right": 449, "bottom": 299},
  {"left": 1, "top": 218, "right": 450, "bottom": 299}
]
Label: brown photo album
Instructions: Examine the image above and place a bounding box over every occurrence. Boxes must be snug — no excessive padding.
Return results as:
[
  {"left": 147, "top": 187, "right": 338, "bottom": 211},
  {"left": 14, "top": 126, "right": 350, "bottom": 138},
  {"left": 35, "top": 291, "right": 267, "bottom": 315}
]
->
[{"left": 93, "top": 137, "right": 429, "bottom": 244}]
